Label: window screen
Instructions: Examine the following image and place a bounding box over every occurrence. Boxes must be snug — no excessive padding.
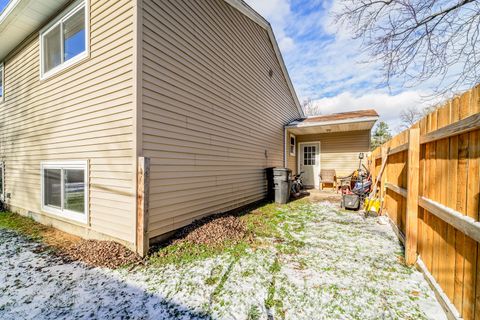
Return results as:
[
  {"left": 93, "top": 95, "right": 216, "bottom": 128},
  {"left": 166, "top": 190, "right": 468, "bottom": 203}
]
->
[
  {"left": 64, "top": 169, "right": 85, "bottom": 213},
  {"left": 44, "top": 169, "right": 62, "bottom": 208}
]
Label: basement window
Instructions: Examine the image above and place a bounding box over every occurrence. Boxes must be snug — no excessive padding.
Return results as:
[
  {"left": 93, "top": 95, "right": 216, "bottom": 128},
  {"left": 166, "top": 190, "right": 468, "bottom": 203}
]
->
[
  {"left": 41, "top": 161, "right": 88, "bottom": 224},
  {"left": 40, "top": 0, "right": 88, "bottom": 79},
  {"left": 290, "top": 134, "right": 296, "bottom": 156}
]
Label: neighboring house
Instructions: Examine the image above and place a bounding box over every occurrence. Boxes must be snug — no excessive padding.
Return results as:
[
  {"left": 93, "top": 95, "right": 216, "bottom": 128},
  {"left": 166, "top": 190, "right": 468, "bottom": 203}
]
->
[
  {"left": 285, "top": 110, "right": 379, "bottom": 188},
  {"left": 0, "top": 0, "right": 303, "bottom": 254}
]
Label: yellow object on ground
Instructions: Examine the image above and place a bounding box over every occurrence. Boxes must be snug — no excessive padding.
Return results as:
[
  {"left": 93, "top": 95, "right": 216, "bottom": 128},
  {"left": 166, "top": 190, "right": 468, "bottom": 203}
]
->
[{"left": 364, "top": 198, "right": 381, "bottom": 214}]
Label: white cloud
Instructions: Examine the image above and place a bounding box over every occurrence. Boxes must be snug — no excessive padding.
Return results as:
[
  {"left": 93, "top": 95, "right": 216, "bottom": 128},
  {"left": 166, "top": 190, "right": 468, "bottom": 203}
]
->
[
  {"left": 278, "top": 36, "right": 295, "bottom": 53},
  {"left": 246, "top": 0, "right": 448, "bottom": 134}
]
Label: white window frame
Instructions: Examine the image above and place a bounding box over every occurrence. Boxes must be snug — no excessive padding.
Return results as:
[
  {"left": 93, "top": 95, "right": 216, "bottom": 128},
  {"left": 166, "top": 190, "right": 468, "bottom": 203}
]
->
[
  {"left": 0, "top": 62, "right": 4, "bottom": 103},
  {"left": 39, "top": 0, "right": 89, "bottom": 80},
  {"left": 41, "top": 160, "right": 89, "bottom": 224},
  {"left": 289, "top": 134, "right": 296, "bottom": 156}
]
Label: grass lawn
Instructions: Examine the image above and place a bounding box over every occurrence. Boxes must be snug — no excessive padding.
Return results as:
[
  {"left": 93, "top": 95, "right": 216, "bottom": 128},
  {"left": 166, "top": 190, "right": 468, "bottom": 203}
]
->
[
  {"left": 0, "top": 200, "right": 445, "bottom": 320},
  {"left": 0, "top": 212, "right": 47, "bottom": 239}
]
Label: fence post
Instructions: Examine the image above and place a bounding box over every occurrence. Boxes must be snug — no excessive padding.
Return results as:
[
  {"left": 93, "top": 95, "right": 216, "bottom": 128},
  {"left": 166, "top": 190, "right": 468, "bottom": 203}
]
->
[
  {"left": 406, "top": 128, "right": 420, "bottom": 265},
  {"left": 380, "top": 146, "right": 388, "bottom": 215},
  {"left": 137, "top": 157, "right": 150, "bottom": 257}
]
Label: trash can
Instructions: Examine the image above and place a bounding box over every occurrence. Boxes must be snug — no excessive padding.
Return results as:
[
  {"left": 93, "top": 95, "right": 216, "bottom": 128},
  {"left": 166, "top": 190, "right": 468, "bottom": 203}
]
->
[
  {"left": 273, "top": 168, "right": 291, "bottom": 204},
  {"left": 265, "top": 167, "right": 275, "bottom": 201}
]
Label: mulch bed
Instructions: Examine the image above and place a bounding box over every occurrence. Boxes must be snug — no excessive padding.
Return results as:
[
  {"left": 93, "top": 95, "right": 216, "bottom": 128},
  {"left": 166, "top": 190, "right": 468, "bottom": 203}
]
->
[
  {"left": 38, "top": 227, "right": 141, "bottom": 269},
  {"left": 61, "top": 213, "right": 248, "bottom": 268},
  {"left": 20, "top": 208, "right": 252, "bottom": 268},
  {"left": 61, "top": 239, "right": 142, "bottom": 269},
  {"left": 172, "top": 215, "right": 248, "bottom": 247}
]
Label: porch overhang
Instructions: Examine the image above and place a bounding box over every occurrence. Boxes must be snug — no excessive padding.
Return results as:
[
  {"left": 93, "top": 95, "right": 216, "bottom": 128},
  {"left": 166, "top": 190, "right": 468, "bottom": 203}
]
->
[
  {"left": 286, "top": 110, "right": 379, "bottom": 135},
  {"left": 0, "top": 0, "right": 70, "bottom": 60}
]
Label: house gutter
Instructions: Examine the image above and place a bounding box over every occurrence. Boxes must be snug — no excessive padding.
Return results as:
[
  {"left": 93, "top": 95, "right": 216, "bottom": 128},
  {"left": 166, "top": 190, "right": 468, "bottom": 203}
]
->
[{"left": 0, "top": 0, "right": 21, "bottom": 25}]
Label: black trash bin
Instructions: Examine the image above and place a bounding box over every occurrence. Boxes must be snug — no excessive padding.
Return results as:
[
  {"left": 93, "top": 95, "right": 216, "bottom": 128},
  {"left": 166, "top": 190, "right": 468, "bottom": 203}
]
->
[
  {"left": 273, "top": 168, "right": 291, "bottom": 204},
  {"left": 265, "top": 167, "right": 275, "bottom": 201}
]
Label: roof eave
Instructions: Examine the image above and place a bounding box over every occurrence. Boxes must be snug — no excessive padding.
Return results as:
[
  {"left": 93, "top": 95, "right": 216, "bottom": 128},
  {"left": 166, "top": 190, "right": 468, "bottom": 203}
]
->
[
  {"left": 286, "top": 116, "right": 380, "bottom": 129},
  {"left": 0, "top": 0, "right": 70, "bottom": 61}
]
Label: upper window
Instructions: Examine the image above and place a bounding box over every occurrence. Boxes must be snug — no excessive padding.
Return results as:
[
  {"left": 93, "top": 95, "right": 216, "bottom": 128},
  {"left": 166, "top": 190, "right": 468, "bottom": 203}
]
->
[
  {"left": 41, "top": 161, "right": 88, "bottom": 224},
  {"left": 0, "top": 63, "right": 4, "bottom": 101},
  {"left": 40, "top": 0, "right": 88, "bottom": 79},
  {"left": 290, "top": 134, "right": 296, "bottom": 156}
]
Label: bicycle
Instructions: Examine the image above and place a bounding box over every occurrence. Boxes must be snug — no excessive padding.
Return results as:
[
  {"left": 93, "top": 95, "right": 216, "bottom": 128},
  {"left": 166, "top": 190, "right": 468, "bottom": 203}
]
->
[{"left": 291, "top": 171, "right": 305, "bottom": 196}]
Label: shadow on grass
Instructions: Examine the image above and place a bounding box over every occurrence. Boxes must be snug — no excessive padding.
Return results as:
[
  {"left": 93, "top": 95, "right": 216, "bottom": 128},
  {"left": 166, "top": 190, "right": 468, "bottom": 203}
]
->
[{"left": 0, "top": 228, "right": 214, "bottom": 320}]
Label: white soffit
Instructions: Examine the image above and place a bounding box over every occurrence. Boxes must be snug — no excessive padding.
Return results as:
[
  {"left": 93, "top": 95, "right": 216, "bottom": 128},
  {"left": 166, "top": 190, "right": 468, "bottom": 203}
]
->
[
  {"left": 0, "top": 0, "right": 70, "bottom": 61},
  {"left": 287, "top": 119, "right": 378, "bottom": 135}
]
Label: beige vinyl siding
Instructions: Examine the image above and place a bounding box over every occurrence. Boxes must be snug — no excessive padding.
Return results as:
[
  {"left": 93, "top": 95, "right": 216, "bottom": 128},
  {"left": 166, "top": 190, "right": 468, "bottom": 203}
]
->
[
  {"left": 141, "top": 0, "right": 301, "bottom": 238},
  {"left": 296, "top": 130, "right": 371, "bottom": 177},
  {"left": 0, "top": 0, "right": 136, "bottom": 245}
]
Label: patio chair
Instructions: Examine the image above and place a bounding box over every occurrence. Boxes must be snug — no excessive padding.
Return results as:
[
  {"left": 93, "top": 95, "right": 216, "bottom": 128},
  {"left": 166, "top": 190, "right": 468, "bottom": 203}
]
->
[{"left": 320, "top": 169, "right": 337, "bottom": 191}]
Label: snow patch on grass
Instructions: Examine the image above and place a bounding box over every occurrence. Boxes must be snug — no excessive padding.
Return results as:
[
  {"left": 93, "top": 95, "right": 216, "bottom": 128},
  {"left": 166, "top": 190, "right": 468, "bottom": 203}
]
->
[{"left": 0, "top": 202, "right": 446, "bottom": 320}]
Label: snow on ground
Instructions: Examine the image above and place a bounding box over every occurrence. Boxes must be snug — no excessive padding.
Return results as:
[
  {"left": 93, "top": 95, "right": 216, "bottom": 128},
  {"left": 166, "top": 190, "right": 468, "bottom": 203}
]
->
[{"left": 0, "top": 202, "right": 447, "bottom": 320}]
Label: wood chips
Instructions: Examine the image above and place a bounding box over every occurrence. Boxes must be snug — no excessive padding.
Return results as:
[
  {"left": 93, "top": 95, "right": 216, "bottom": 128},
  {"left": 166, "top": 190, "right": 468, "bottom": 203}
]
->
[
  {"left": 62, "top": 240, "right": 141, "bottom": 269},
  {"left": 173, "top": 215, "right": 247, "bottom": 246}
]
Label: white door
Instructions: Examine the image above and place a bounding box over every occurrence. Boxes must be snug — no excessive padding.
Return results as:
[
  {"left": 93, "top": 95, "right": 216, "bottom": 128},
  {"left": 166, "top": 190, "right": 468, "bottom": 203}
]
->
[{"left": 299, "top": 143, "right": 320, "bottom": 188}]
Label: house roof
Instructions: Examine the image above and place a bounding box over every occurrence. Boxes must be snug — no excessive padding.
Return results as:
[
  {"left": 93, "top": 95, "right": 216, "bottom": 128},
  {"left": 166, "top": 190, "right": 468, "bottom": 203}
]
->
[
  {"left": 303, "top": 109, "right": 379, "bottom": 123},
  {"left": 286, "top": 109, "right": 379, "bottom": 135}
]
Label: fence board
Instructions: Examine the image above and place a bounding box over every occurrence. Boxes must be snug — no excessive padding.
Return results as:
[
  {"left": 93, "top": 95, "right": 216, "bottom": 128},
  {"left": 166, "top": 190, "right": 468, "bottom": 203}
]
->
[
  {"left": 446, "top": 135, "right": 458, "bottom": 301},
  {"left": 406, "top": 128, "right": 419, "bottom": 265},
  {"left": 370, "top": 86, "right": 480, "bottom": 319}
]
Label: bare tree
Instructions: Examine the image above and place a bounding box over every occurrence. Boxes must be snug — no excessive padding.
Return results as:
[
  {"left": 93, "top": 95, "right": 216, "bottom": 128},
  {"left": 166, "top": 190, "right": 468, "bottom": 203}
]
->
[
  {"left": 301, "top": 98, "right": 322, "bottom": 116},
  {"left": 399, "top": 106, "right": 422, "bottom": 130},
  {"left": 336, "top": 0, "right": 480, "bottom": 95},
  {"left": 422, "top": 103, "right": 441, "bottom": 116}
]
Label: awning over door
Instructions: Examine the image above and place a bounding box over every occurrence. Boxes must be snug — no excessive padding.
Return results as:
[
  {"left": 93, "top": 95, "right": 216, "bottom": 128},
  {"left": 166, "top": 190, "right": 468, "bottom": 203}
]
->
[{"left": 286, "top": 109, "right": 379, "bottom": 135}]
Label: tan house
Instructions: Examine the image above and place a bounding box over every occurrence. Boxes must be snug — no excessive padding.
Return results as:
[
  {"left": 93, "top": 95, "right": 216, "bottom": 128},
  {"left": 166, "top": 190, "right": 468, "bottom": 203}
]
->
[
  {"left": 0, "top": 0, "right": 377, "bottom": 255},
  {"left": 285, "top": 110, "right": 379, "bottom": 188},
  {"left": 0, "top": 0, "right": 304, "bottom": 255}
]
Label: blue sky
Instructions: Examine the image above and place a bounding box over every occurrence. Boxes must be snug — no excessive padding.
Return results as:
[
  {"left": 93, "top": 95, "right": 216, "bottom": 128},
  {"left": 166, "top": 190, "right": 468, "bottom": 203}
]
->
[
  {"left": 245, "top": 0, "right": 439, "bottom": 131},
  {"left": 0, "top": 0, "right": 9, "bottom": 14}
]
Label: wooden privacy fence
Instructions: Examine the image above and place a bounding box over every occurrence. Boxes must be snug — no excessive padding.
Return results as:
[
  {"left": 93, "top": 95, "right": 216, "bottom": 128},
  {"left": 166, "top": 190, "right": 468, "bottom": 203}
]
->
[{"left": 369, "top": 86, "right": 480, "bottom": 320}]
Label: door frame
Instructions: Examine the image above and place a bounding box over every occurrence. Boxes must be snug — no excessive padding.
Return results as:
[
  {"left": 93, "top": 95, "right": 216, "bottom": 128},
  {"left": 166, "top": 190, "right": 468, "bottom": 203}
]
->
[{"left": 297, "top": 141, "right": 321, "bottom": 189}]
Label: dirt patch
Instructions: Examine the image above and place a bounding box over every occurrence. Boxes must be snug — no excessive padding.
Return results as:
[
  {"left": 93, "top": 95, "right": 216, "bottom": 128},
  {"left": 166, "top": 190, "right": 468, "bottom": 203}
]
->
[
  {"left": 308, "top": 191, "right": 342, "bottom": 203},
  {"left": 62, "top": 240, "right": 141, "bottom": 269},
  {"left": 41, "top": 228, "right": 81, "bottom": 250},
  {"left": 173, "top": 215, "right": 248, "bottom": 247},
  {"left": 0, "top": 211, "right": 140, "bottom": 269}
]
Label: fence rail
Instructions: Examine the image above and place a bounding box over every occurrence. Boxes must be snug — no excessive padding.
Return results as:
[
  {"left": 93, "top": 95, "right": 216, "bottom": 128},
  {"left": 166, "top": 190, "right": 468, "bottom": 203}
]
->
[{"left": 369, "top": 85, "right": 480, "bottom": 320}]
